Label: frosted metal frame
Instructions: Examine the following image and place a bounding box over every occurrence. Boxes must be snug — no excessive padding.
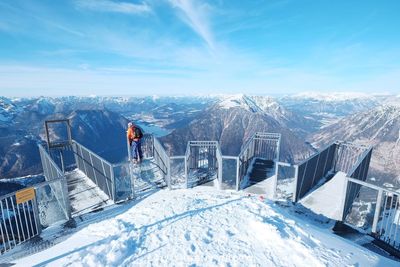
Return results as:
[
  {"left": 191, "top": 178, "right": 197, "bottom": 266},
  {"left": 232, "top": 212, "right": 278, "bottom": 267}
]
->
[{"left": 44, "top": 119, "right": 72, "bottom": 149}]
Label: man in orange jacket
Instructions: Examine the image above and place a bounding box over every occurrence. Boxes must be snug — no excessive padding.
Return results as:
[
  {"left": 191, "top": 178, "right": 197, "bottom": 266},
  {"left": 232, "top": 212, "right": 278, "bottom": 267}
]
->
[{"left": 127, "top": 122, "right": 143, "bottom": 163}]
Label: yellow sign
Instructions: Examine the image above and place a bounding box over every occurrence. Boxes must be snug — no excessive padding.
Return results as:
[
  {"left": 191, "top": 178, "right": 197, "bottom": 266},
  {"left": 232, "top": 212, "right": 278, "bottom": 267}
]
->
[{"left": 16, "top": 188, "right": 35, "bottom": 204}]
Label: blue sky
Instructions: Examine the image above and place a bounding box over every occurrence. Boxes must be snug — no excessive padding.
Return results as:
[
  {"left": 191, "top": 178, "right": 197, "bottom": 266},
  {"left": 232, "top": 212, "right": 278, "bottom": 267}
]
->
[{"left": 0, "top": 0, "right": 399, "bottom": 96}]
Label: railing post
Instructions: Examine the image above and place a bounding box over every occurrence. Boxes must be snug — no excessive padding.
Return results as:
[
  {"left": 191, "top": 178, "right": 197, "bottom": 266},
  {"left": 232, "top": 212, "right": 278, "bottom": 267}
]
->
[
  {"left": 167, "top": 157, "right": 171, "bottom": 190},
  {"left": 59, "top": 149, "right": 65, "bottom": 173},
  {"left": 111, "top": 165, "right": 117, "bottom": 202},
  {"left": 292, "top": 165, "right": 299, "bottom": 202},
  {"left": 273, "top": 163, "right": 279, "bottom": 199},
  {"left": 127, "top": 136, "right": 131, "bottom": 161},
  {"left": 236, "top": 157, "right": 240, "bottom": 191},
  {"left": 372, "top": 189, "right": 384, "bottom": 234},
  {"left": 62, "top": 176, "right": 72, "bottom": 219},
  {"left": 184, "top": 155, "right": 188, "bottom": 189}
]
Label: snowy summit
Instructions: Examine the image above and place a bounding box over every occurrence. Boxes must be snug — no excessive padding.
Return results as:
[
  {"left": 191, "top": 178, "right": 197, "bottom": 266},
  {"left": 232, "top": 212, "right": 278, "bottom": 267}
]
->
[{"left": 13, "top": 187, "right": 398, "bottom": 267}]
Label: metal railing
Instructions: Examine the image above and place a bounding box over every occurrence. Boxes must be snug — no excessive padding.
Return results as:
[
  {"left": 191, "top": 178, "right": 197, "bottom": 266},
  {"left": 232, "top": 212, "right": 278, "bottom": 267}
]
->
[
  {"left": 293, "top": 143, "right": 337, "bottom": 202},
  {"left": 152, "top": 136, "right": 171, "bottom": 189},
  {"left": 1, "top": 146, "right": 71, "bottom": 255},
  {"left": 341, "top": 148, "right": 373, "bottom": 221},
  {"left": 221, "top": 156, "right": 240, "bottom": 190},
  {"left": 185, "top": 141, "right": 222, "bottom": 188},
  {"left": 334, "top": 142, "right": 369, "bottom": 174},
  {"left": 237, "top": 133, "right": 281, "bottom": 190},
  {"left": 292, "top": 141, "right": 372, "bottom": 203},
  {"left": 274, "top": 162, "right": 296, "bottom": 200},
  {"left": 38, "top": 145, "right": 70, "bottom": 220},
  {"left": 344, "top": 178, "right": 400, "bottom": 251},
  {"left": 72, "top": 140, "right": 115, "bottom": 201},
  {"left": 0, "top": 189, "right": 40, "bottom": 255},
  {"left": 169, "top": 156, "right": 186, "bottom": 189},
  {"left": 253, "top": 132, "right": 281, "bottom": 160}
]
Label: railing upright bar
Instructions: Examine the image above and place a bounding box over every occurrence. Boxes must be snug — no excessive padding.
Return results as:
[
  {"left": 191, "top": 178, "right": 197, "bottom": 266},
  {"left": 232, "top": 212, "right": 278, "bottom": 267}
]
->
[
  {"left": 10, "top": 199, "right": 21, "bottom": 245},
  {"left": 21, "top": 201, "right": 31, "bottom": 240},
  {"left": 15, "top": 202, "right": 25, "bottom": 242},
  {"left": 0, "top": 207, "right": 8, "bottom": 251},
  {"left": 236, "top": 157, "right": 240, "bottom": 191},
  {"left": 25, "top": 201, "right": 35, "bottom": 239},
  {"left": 384, "top": 196, "right": 395, "bottom": 242},
  {"left": 380, "top": 193, "right": 389, "bottom": 237},
  {"left": 5, "top": 199, "right": 16, "bottom": 246},
  {"left": 393, "top": 200, "right": 400, "bottom": 246},
  {"left": 372, "top": 188, "right": 383, "bottom": 234},
  {"left": 1, "top": 200, "right": 11, "bottom": 251},
  {"left": 388, "top": 195, "right": 399, "bottom": 244}
]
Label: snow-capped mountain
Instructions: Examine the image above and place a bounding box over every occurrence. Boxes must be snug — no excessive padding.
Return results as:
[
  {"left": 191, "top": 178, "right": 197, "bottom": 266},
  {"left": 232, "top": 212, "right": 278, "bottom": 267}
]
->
[
  {"left": 162, "top": 94, "right": 314, "bottom": 163},
  {"left": 311, "top": 97, "right": 400, "bottom": 186},
  {"left": 216, "top": 94, "right": 319, "bottom": 138},
  {"left": 0, "top": 96, "right": 21, "bottom": 125}
]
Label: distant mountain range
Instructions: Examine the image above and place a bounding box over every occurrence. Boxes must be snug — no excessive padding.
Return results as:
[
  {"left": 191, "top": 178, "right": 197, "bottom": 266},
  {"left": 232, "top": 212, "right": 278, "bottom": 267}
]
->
[
  {"left": 1, "top": 93, "right": 398, "bottom": 188},
  {"left": 311, "top": 96, "right": 400, "bottom": 187},
  {"left": 162, "top": 94, "right": 314, "bottom": 162}
]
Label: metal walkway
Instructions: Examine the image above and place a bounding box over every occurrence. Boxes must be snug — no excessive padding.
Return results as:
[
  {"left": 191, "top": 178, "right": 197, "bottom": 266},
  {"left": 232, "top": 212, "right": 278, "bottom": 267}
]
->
[{"left": 66, "top": 170, "right": 112, "bottom": 217}]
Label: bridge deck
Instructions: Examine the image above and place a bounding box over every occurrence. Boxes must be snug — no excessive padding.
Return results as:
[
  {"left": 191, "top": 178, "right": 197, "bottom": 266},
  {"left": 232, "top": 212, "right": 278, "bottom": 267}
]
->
[{"left": 66, "top": 169, "right": 112, "bottom": 217}]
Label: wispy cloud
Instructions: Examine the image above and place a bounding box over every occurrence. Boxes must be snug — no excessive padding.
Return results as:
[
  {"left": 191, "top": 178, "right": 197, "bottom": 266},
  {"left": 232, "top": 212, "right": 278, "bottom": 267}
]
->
[
  {"left": 168, "top": 0, "right": 215, "bottom": 50},
  {"left": 75, "top": 0, "right": 151, "bottom": 15}
]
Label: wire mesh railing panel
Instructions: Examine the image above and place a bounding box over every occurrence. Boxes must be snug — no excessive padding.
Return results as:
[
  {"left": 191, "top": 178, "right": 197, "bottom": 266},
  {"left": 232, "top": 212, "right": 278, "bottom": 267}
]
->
[
  {"left": 153, "top": 137, "right": 169, "bottom": 175},
  {"left": 141, "top": 134, "right": 154, "bottom": 159},
  {"left": 221, "top": 157, "right": 238, "bottom": 190},
  {"left": 39, "top": 145, "right": 64, "bottom": 181},
  {"left": 275, "top": 163, "right": 296, "bottom": 200},
  {"left": 170, "top": 156, "right": 186, "bottom": 189},
  {"left": 35, "top": 179, "right": 70, "bottom": 228},
  {"left": 112, "top": 163, "right": 134, "bottom": 202},
  {"left": 38, "top": 144, "right": 70, "bottom": 219},
  {"left": 238, "top": 138, "right": 255, "bottom": 189}
]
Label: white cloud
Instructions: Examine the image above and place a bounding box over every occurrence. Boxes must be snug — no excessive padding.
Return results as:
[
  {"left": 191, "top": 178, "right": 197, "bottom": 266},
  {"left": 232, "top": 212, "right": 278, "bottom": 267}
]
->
[
  {"left": 168, "top": 0, "right": 215, "bottom": 50},
  {"left": 75, "top": 0, "right": 151, "bottom": 15}
]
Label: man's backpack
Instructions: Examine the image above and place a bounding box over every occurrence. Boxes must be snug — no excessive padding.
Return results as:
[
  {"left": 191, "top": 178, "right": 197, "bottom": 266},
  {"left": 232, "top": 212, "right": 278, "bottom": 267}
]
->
[{"left": 134, "top": 127, "right": 143, "bottom": 139}]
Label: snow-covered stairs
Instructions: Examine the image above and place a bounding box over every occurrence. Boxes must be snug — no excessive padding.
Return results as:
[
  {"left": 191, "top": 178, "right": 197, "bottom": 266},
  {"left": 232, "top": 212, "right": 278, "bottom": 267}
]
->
[{"left": 244, "top": 158, "right": 276, "bottom": 197}]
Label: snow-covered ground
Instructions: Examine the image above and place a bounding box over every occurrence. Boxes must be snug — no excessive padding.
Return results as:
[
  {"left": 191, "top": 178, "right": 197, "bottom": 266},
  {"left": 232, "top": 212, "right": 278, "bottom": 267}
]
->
[{"left": 11, "top": 187, "right": 399, "bottom": 266}]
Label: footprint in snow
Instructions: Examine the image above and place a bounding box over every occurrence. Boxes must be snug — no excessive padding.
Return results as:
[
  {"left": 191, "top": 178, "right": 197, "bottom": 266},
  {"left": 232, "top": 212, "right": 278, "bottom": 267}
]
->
[{"left": 184, "top": 232, "right": 191, "bottom": 241}]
